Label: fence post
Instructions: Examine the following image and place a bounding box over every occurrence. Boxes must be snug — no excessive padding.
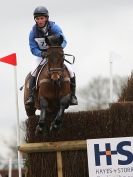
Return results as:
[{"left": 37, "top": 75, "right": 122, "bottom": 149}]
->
[
  {"left": 57, "top": 151, "right": 63, "bottom": 177},
  {"left": 8, "top": 158, "right": 12, "bottom": 177}
]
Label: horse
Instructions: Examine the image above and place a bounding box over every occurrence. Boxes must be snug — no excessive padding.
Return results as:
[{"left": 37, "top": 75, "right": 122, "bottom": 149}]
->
[{"left": 24, "top": 35, "right": 71, "bottom": 134}]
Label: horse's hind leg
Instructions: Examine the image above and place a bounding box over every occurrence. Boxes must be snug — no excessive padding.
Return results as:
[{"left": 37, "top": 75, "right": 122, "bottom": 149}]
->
[{"left": 35, "top": 97, "right": 48, "bottom": 135}]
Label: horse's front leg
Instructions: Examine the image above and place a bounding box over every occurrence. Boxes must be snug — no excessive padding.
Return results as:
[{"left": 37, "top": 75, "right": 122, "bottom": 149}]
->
[
  {"left": 50, "top": 94, "right": 71, "bottom": 131},
  {"left": 35, "top": 97, "right": 48, "bottom": 135},
  {"left": 50, "top": 106, "right": 65, "bottom": 131}
]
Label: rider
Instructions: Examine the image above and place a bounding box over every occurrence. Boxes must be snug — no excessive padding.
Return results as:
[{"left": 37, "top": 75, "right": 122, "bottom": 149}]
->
[{"left": 26, "top": 6, "right": 78, "bottom": 105}]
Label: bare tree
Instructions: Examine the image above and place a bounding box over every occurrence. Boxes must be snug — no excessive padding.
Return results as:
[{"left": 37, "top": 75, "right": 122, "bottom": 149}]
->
[
  {"left": 2, "top": 121, "right": 26, "bottom": 160},
  {"left": 79, "top": 75, "right": 127, "bottom": 110}
]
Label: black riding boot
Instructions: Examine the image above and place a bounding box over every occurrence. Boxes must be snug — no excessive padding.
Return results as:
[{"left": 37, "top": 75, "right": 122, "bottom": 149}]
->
[
  {"left": 25, "top": 76, "right": 36, "bottom": 105},
  {"left": 70, "top": 76, "right": 78, "bottom": 105}
]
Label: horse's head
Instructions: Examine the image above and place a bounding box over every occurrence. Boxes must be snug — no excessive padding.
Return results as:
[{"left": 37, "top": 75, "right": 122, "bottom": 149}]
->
[{"left": 45, "top": 35, "right": 64, "bottom": 81}]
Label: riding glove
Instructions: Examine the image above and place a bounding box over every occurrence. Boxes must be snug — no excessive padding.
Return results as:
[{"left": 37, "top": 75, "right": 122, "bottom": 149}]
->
[{"left": 41, "top": 51, "right": 48, "bottom": 58}]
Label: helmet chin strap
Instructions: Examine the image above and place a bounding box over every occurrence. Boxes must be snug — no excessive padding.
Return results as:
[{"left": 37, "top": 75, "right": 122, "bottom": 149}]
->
[{"left": 41, "top": 25, "right": 48, "bottom": 34}]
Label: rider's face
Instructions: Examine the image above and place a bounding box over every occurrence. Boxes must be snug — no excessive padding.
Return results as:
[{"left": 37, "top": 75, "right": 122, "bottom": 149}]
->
[{"left": 35, "top": 16, "right": 48, "bottom": 27}]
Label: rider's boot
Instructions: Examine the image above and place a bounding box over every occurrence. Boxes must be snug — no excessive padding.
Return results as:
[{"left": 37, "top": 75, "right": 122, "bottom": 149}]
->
[
  {"left": 25, "top": 76, "right": 36, "bottom": 105},
  {"left": 70, "top": 75, "right": 78, "bottom": 105}
]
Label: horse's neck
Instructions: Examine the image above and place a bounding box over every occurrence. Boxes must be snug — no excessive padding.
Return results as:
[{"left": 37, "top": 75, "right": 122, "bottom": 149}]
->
[{"left": 48, "top": 60, "right": 64, "bottom": 69}]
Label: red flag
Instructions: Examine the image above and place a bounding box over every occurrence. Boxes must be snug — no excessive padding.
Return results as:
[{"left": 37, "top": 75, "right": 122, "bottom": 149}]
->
[{"left": 0, "top": 53, "right": 17, "bottom": 66}]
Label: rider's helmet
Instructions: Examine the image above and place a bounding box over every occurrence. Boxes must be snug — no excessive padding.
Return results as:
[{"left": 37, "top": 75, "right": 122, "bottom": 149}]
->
[{"left": 33, "top": 6, "right": 49, "bottom": 18}]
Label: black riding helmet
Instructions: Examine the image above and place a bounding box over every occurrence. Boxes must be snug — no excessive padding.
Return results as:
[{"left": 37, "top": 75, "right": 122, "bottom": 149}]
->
[{"left": 33, "top": 6, "right": 49, "bottom": 18}]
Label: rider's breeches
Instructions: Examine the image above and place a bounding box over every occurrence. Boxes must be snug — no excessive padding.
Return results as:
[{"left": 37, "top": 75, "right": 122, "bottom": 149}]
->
[
  {"left": 31, "top": 56, "right": 75, "bottom": 78},
  {"left": 31, "top": 57, "right": 46, "bottom": 76}
]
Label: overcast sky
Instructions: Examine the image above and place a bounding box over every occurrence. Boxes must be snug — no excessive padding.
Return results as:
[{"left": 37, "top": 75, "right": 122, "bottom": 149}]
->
[{"left": 0, "top": 0, "right": 133, "bottom": 158}]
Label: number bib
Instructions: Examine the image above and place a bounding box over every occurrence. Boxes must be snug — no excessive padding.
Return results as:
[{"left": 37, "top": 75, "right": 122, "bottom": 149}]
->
[{"left": 35, "top": 38, "right": 47, "bottom": 50}]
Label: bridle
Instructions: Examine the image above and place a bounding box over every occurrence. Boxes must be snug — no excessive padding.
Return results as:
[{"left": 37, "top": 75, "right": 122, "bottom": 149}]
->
[{"left": 47, "top": 46, "right": 65, "bottom": 76}]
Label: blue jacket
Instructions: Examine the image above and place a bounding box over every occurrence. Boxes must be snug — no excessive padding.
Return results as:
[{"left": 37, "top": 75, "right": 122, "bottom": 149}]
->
[{"left": 29, "top": 21, "right": 67, "bottom": 57}]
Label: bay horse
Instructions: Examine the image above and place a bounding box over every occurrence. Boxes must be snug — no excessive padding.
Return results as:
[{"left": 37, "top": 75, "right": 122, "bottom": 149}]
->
[{"left": 24, "top": 35, "right": 71, "bottom": 134}]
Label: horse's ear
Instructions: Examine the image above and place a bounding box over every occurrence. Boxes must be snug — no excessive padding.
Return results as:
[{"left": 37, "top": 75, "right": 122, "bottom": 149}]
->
[
  {"left": 45, "top": 35, "right": 63, "bottom": 46},
  {"left": 58, "top": 35, "right": 64, "bottom": 46},
  {"left": 45, "top": 36, "right": 50, "bottom": 45}
]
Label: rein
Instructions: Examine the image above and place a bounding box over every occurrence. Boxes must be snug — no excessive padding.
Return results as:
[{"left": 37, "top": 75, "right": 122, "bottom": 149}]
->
[
  {"left": 48, "top": 46, "right": 76, "bottom": 64},
  {"left": 64, "top": 53, "right": 75, "bottom": 64},
  {"left": 47, "top": 50, "right": 75, "bottom": 64}
]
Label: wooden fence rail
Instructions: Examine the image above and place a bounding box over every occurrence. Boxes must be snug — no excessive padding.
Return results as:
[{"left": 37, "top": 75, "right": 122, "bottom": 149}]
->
[
  {"left": 19, "top": 140, "right": 87, "bottom": 177},
  {"left": 19, "top": 140, "right": 87, "bottom": 153}
]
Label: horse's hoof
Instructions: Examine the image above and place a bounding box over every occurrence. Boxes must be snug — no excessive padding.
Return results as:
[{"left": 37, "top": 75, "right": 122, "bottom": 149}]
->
[
  {"left": 43, "top": 127, "right": 49, "bottom": 137},
  {"left": 50, "top": 122, "right": 59, "bottom": 132},
  {"left": 50, "top": 122, "right": 55, "bottom": 131},
  {"left": 35, "top": 125, "right": 43, "bottom": 135},
  {"left": 50, "top": 125, "right": 53, "bottom": 132}
]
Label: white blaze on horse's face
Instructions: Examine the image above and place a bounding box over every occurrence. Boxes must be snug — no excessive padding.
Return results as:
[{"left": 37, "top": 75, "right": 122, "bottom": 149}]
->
[{"left": 35, "top": 16, "right": 48, "bottom": 28}]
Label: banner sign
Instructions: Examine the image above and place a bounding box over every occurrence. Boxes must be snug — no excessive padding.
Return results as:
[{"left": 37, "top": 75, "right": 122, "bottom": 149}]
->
[{"left": 87, "top": 137, "right": 133, "bottom": 177}]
